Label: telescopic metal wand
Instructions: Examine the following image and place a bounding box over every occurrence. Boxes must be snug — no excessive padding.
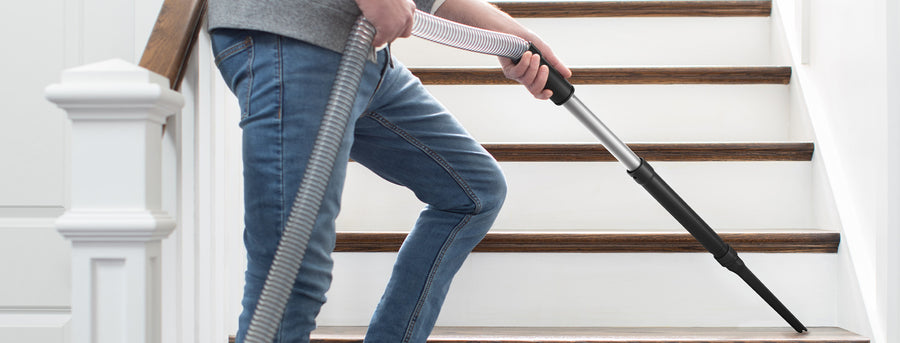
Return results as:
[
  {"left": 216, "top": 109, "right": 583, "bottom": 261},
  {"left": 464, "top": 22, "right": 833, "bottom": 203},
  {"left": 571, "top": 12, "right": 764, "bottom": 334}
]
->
[{"left": 412, "top": 9, "right": 808, "bottom": 333}]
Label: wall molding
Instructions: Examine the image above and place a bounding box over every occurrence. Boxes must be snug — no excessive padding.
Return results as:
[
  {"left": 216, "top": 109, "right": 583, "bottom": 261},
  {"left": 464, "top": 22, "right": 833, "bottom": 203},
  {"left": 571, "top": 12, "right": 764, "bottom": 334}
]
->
[
  {"left": 0, "top": 306, "right": 70, "bottom": 326},
  {"left": 0, "top": 307, "right": 70, "bottom": 343},
  {"left": 0, "top": 207, "right": 65, "bottom": 221},
  {"left": 0, "top": 216, "right": 59, "bottom": 230}
]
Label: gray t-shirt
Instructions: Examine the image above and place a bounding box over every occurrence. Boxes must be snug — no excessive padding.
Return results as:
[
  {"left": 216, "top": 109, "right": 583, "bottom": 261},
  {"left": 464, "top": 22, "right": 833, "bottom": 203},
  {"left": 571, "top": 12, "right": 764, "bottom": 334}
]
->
[{"left": 208, "top": 0, "right": 440, "bottom": 55}]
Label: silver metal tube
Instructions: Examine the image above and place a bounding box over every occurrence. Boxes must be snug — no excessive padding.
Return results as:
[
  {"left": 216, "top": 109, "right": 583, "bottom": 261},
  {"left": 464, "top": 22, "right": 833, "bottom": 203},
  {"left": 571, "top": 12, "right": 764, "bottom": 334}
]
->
[{"left": 563, "top": 95, "right": 642, "bottom": 170}]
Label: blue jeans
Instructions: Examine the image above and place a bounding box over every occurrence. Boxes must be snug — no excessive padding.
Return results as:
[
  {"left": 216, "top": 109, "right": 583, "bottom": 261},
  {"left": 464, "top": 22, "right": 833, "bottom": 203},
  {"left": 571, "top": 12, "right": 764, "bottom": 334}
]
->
[{"left": 210, "top": 29, "right": 507, "bottom": 343}]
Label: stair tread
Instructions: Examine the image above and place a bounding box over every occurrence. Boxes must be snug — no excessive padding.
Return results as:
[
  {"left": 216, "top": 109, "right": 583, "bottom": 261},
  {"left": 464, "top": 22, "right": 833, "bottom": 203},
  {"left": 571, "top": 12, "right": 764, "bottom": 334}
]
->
[
  {"left": 495, "top": 1, "right": 772, "bottom": 18},
  {"left": 304, "top": 326, "right": 865, "bottom": 343},
  {"left": 334, "top": 230, "right": 839, "bottom": 253},
  {"left": 351, "top": 143, "right": 814, "bottom": 162},
  {"left": 484, "top": 142, "right": 813, "bottom": 162},
  {"left": 411, "top": 66, "right": 792, "bottom": 85},
  {"left": 229, "top": 327, "right": 866, "bottom": 343}
]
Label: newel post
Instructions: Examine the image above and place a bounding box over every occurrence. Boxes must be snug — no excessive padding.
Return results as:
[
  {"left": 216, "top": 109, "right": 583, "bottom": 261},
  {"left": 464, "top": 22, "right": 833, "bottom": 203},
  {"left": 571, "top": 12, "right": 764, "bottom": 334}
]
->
[{"left": 45, "top": 59, "right": 184, "bottom": 343}]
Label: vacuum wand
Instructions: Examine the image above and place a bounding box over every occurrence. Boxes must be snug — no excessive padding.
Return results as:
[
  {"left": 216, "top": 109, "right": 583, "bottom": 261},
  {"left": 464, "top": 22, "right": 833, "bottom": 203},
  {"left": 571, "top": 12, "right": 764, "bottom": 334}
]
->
[
  {"left": 518, "top": 44, "right": 808, "bottom": 333},
  {"left": 412, "top": 9, "right": 808, "bottom": 331}
]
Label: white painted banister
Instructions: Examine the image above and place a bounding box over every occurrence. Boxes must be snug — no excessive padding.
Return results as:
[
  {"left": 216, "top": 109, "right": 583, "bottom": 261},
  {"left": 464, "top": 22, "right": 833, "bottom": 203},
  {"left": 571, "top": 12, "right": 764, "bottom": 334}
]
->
[{"left": 45, "top": 59, "right": 184, "bottom": 343}]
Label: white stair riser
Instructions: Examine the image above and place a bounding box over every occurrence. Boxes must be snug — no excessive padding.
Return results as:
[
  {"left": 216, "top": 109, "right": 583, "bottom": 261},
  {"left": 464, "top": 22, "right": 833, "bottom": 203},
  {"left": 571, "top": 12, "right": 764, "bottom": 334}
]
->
[
  {"left": 338, "top": 161, "right": 813, "bottom": 231},
  {"left": 424, "top": 84, "right": 790, "bottom": 142},
  {"left": 317, "top": 252, "right": 835, "bottom": 327},
  {"left": 393, "top": 17, "right": 771, "bottom": 66}
]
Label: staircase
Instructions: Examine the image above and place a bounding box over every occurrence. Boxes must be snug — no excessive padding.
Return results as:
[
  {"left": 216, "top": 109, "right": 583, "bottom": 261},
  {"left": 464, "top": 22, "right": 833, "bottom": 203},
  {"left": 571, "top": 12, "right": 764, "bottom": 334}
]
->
[{"left": 226, "top": 1, "right": 863, "bottom": 342}]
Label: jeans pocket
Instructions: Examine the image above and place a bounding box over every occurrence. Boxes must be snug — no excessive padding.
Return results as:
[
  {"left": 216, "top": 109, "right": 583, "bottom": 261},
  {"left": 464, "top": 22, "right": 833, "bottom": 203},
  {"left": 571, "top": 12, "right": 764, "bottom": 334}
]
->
[{"left": 211, "top": 29, "right": 254, "bottom": 120}]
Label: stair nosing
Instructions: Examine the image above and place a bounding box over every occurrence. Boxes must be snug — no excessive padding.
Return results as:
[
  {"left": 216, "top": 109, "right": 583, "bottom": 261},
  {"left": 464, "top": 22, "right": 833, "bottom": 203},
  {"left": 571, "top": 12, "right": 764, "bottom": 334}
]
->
[
  {"left": 483, "top": 142, "right": 814, "bottom": 162},
  {"left": 229, "top": 326, "right": 867, "bottom": 343},
  {"left": 411, "top": 66, "right": 792, "bottom": 85},
  {"left": 494, "top": 1, "right": 773, "bottom": 18},
  {"left": 333, "top": 230, "right": 840, "bottom": 253}
]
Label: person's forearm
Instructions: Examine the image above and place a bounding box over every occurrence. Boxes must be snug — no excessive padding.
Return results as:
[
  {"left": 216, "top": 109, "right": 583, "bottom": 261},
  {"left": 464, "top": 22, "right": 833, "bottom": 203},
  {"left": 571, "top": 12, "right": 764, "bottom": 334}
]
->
[
  {"left": 433, "top": 0, "right": 532, "bottom": 38},
  {"left": 432, "top": 0, "right": 571, "bottom": 100}
]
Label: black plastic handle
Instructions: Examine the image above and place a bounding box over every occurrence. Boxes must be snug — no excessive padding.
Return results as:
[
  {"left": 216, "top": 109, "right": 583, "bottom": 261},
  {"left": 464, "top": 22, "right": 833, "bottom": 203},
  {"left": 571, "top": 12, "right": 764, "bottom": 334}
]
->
[{"left": 514, "top": 43, "right": 575, "bottom": 105}]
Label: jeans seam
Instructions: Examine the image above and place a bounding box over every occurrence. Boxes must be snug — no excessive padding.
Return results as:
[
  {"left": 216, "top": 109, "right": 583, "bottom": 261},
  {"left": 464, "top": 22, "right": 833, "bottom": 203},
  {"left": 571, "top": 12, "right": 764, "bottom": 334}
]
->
[
  {"left": 402, "top": 214, "right": 471, "bottom": 343},
  {"left": 274, "top": 34, "right": 286, "bottom": 234},
  {"left": 275, "top": 34, "right": 286, "bottom": 343},
  {"left": 276, "top": 36, "right": 284, "bottom": 120},
  {"left": 244, "top": 37, "right": 255, "bottom": 120},
  {"left": 364, "top": 52, "right": 391, "bottom": 110},
  {"left": 362, "top": 112, "right": 483, "bottom": 214},
  {"left": 275, "top": 37, "right": 286, "bottom": 336}
]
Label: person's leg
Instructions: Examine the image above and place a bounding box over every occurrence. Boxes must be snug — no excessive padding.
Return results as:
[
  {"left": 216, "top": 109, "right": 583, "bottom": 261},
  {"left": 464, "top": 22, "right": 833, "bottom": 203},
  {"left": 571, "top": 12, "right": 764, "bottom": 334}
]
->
[
  {"left": 210, "top": 29, "right": 386, "bottom": 343},
  {"left": 351, "top": 57, "right": 508, "bottom": 343}
]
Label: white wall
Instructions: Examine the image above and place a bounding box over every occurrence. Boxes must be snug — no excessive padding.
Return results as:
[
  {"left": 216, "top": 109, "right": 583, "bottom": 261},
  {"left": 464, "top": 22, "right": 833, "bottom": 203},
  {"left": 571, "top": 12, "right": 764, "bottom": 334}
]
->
[
  {"left": 0, "top": 0, "right": 161, "bottom": 341},
  {"left": 885, "top": 0, "right": 900, "bottom": 341},
  {"left": 1, "top": 0, "right": 71, "bottom": 340},
  {"left": 773, "top": 0, "right": 898, "bottom": 341}
]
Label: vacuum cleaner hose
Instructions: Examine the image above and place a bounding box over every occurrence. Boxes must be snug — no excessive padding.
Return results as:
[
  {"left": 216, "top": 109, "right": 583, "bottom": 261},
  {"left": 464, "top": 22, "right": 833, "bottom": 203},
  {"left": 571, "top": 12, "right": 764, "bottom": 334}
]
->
[{"left": 411, "top": 10, "right": 529, "bottom": 59}]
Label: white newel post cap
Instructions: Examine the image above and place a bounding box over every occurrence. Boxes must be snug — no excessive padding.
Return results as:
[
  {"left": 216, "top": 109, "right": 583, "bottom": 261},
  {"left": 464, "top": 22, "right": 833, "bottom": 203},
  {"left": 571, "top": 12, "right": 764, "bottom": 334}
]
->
[{"left": 45, "top": 58, "right": 183, "bottom": 124}]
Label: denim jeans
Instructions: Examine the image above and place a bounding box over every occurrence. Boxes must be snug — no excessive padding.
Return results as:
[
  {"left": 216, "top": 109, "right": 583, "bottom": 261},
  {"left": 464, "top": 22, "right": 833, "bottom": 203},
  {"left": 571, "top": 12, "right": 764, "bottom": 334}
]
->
[{"left": 210, "top": 29, "right": 507, "bottom": 343}]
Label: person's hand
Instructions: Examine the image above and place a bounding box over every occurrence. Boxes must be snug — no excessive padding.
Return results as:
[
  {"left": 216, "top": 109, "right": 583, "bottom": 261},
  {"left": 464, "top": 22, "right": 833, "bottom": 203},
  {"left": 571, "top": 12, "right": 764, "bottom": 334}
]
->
[
  {"left": 499, "top": 35, "right": 571, "bottom": 100},
  {"left": 356, "top": 0, "right": 417, "bottom": 48}
]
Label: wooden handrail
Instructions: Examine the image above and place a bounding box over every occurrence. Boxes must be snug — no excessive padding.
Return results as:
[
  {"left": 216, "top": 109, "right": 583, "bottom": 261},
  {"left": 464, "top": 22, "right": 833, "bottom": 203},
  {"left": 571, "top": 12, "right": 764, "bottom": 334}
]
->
[{"left": 139, "top": 0, "right": 207, "bottom": 91}]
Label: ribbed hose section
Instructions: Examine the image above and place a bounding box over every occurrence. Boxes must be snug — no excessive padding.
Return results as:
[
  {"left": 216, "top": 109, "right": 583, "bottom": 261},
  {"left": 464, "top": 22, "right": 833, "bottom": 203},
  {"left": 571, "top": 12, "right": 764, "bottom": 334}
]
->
[
  {"left": 412, "top": 9, "right": 529, "bottom": 59},
  {"left": 243, "top": 16, "right": 376, "bottom": 343}
]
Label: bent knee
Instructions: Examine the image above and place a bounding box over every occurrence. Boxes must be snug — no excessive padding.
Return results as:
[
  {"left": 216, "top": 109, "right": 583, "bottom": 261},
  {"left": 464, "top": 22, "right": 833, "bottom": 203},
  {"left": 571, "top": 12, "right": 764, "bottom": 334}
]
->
[
  {"left": 476, "top": 168, "right": 507, "bottom": 215},
  {"left": 416, "top": 158, "right": 507, "bottom": 216},
  {"left": 458, "top": 164, "right": 508, "bottom": 216}
]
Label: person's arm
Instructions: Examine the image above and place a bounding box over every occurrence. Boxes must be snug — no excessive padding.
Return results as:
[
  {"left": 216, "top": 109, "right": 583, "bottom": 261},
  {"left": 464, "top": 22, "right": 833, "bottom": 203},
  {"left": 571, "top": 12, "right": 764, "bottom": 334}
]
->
[
  {"left": 356, "top": 0, "right": 417, "bottom": 48},
  {"left": 434, "top": 0, "right": 572, "bottom": 100}
]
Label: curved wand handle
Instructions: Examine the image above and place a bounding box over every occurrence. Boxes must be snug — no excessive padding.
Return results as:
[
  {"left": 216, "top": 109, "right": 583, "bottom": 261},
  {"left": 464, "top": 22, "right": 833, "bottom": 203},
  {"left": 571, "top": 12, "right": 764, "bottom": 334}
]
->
[{"left": 512, "top": 44, "right": 574, "bottom": 105}]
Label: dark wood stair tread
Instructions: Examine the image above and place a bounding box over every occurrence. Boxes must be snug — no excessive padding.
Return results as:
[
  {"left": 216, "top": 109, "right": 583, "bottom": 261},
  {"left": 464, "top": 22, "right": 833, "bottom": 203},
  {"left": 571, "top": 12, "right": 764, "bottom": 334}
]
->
[
  {"left": 494, "top": 1, "right": 772, "bottom": 18},
  {"left": 334, "top": 230, "right": 840, "bottom": 253},
  {"left": 306, "top": 326, "right": 865, "bottom": 343},
  {"left": 483, "top": 143, "right": 813, "bottom": 162},
  {"left": 229, "top": 327, "right": 865, "bottom": 343},
  {"left": 349, "top": 143, "right": 814, "bottom": 163},
  {"left": 410, "top": 66, "right": 792, "bottom": 85}
]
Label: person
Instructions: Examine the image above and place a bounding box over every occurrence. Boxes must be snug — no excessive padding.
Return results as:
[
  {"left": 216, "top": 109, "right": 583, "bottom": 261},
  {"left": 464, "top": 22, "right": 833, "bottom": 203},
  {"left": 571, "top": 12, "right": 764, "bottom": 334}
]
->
[{"left": 207, "top": 0, "right": 571, "bottom": 342}]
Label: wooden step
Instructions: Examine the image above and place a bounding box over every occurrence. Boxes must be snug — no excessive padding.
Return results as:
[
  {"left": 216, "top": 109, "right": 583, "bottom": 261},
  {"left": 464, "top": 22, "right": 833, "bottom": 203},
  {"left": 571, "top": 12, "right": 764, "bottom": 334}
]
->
[
  {"left": 307, "top": 327, "right": 865, "bottom": 343},
  {"left": 333, "top": 230, "right": 839, "bottom": 253},
  {"left": 484, "top": 143, "right": 813, "bottom": 162},
  {"left": 494, "top": 1, "right": 772, "bottom": 18},
  {"left": 411, "top": 66, "right": 792, "bottom": 85},
  {"left": 351, "top": 143, "right": 813, "bottom": 163},
  {"left": 226, "top": 326, "right": 866, "bottom": 343}
]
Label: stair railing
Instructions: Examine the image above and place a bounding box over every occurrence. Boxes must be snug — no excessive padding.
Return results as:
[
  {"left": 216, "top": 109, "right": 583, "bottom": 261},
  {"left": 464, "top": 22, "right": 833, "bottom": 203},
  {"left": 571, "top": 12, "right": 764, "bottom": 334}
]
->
[{"left": 45, "top": 1, "right": 207, "bottom": 342}]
